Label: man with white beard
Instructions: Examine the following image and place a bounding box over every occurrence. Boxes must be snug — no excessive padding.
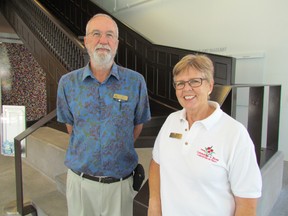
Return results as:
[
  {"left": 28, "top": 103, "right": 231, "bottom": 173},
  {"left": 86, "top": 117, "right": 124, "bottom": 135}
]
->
[{"left": 57, "top": 13, "right": 151, "bottom": 216}]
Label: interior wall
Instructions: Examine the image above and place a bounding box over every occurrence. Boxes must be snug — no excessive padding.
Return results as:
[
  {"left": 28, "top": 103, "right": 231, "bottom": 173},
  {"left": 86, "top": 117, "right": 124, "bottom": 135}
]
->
[{"left": 94, "top": 0, "right": 288, "bottom": 161}]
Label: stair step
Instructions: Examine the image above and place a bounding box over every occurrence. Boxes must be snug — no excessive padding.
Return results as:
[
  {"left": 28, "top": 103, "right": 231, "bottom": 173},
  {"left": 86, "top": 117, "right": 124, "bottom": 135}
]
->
[
  {"left": 55, "top": 173, "right": 67, "bottom": 196},
  {"left": 25, "top": 127, "right": 68, "bottom": 180},
  {"left": 33, "top": 191, "right": 67, "bottom": 216},
  {"left": 140, "top": 128, "right": 161, "bottom": 136},
  {"left": 143, "top": 116, "right": 166, "bottom": 128},
  {"left": 0, "top": 153, "right": 66, "bottom": 216},
  {"left": 135, "top": 136, "right": 156, "bottom": 148},
  {"left": 140, "top": 116, "right": 166, "bottom": 136},
  {"left": 136, "top": 148, "right": 152, "bottom": 183}
]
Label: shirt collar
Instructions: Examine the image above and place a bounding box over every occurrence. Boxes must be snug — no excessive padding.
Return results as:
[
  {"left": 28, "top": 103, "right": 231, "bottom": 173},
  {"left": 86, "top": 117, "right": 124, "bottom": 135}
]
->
[
  {"left": 82, "top": 63, "right": 120, "bottom": 81},
  {"left": 201, "top": 101, "right": 222, "bottom": 130},
  {"left": 179, "top": 101, "right": 222, "bottom": 130}
]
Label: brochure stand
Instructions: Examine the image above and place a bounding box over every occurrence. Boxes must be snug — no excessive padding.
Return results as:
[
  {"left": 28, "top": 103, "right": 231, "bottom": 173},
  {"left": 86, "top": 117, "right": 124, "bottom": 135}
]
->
[{"left": 1, "top": 105, "right": 26, "bottom": 157}]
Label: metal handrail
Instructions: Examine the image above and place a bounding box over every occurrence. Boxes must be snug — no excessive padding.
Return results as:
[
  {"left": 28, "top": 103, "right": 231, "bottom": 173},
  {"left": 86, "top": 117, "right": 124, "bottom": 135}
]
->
[{"left": 14, "top": 109, "right": 56, "bottom": 215}]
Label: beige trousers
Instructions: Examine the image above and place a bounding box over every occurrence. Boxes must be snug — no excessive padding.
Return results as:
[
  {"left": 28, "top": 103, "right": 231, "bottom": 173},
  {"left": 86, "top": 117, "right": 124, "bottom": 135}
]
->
[{"left": 66, "top": 169, "right": 135, "bottom": 216}]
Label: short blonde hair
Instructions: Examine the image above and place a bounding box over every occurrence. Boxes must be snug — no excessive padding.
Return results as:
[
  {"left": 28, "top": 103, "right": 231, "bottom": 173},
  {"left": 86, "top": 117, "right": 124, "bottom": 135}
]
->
[{"left": 172, "top": 54, "right": 214, "bottom": 82}]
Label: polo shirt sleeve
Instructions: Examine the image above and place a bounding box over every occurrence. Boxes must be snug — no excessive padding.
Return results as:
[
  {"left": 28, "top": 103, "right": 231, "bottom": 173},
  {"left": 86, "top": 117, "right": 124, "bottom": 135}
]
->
[
  {"left": 57, "top": 75, "right": 74, "bottom": 125},
  {"left": 134, "top": 75, "right": 151, "bottom": 125},
  {"left": 228, "top": 126, "right": 262, "bottom": 198},
  {"left": 152, "top": 130, "right": 161, "bottom": 164}
]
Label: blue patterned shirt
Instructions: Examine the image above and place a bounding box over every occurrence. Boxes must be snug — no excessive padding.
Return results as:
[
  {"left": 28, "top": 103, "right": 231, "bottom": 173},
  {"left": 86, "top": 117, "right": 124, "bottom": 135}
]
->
[{"left": 57, "top": 63, "right": 151, "bottom": 178}]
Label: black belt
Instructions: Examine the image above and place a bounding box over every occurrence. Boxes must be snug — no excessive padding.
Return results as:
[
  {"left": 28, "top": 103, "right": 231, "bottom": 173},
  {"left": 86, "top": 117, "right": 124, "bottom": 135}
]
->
[{"left": 71, "top": 169, "right": 133, "bottom": 184}]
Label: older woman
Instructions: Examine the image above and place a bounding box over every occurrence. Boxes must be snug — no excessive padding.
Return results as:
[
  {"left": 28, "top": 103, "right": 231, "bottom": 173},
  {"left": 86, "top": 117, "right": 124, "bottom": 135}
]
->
[{"left": 148, "top": 54, "right": 262, "bottom": 216}]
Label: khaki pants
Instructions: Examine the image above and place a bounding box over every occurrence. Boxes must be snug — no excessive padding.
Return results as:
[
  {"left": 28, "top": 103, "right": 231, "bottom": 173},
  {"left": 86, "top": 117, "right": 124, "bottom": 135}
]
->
[{"left": 66, "top": 169, "right": 135, "bottom": 216}]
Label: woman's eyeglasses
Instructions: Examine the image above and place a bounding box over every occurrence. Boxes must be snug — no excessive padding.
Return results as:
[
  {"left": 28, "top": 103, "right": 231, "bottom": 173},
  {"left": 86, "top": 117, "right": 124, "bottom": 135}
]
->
[{"left": 173, "top": 78, "right": 207, "bottom": 90}]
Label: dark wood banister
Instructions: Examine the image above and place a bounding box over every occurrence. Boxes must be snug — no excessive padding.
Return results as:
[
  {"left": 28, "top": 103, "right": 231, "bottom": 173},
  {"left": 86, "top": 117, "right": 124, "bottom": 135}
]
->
[
  {"left": 8, "top": 0, "right": 87, "bottom": 72},
  {"left": 14, "top": 109, "right": 56, "bottom": 215}
]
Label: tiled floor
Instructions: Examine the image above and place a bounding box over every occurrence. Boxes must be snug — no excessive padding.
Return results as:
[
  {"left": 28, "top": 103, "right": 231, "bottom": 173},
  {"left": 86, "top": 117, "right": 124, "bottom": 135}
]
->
[{"left": 0, "top": 153, "right": 58, "bottom": 215}]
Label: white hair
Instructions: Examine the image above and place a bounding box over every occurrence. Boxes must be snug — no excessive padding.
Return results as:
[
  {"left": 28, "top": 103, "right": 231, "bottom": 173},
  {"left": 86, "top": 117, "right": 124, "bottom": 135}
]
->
[{"left": 85, "top": 13, "right": 119, "bottom": 38}]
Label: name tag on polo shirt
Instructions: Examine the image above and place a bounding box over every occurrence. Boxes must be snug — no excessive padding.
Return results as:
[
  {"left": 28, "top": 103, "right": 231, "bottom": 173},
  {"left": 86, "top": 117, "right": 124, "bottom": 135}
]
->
[
  {"left": 113, "top": 93, "right": 128, "bottom": 101},
  {"left": 169, "top": 132, "right": 182, "bottom": 139}
]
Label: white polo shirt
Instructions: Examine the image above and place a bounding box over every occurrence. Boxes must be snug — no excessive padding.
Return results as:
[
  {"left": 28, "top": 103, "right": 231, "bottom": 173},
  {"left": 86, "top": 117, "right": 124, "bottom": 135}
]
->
[{"left": 152, "top": 101, "right": 262, "bottom": 216}]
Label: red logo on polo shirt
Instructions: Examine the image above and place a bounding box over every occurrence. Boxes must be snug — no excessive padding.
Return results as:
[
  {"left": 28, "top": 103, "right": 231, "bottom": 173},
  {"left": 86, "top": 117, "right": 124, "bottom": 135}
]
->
[{"left": 197, "top": 146, "right": 219, "bottom": 163}]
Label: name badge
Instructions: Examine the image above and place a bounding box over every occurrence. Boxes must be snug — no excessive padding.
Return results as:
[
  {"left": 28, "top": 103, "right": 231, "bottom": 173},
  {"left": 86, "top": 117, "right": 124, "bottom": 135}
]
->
[
  {"left": 169, "top": 132, "right": 182, "bottom": 139},
  {"left": 113, "top": 94, "right": 128, "bottom": 101}
]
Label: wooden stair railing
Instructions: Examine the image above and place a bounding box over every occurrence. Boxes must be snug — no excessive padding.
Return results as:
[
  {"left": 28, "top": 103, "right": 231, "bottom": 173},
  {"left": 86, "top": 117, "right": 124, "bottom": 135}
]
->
[{"left": 7, "top": 0, "right": 88, "bottom": 72}]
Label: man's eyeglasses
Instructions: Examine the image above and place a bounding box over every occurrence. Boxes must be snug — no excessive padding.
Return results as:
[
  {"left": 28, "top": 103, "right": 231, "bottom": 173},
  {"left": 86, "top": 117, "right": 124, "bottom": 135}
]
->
[
  {"left": 173, "top": 78, "right": 207, "bottom": 90},
  {"left": 87, "top": 30, "right": 117, "bottom": 41}
]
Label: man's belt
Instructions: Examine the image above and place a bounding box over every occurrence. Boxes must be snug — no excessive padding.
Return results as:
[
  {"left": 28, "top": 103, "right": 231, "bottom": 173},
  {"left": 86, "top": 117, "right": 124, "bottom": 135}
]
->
[{"left": 71, "top": 169, "right": 133, "bottom": 184}]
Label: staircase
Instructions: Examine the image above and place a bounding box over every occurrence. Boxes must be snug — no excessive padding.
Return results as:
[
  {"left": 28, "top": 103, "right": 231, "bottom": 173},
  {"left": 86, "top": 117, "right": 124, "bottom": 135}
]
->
[{"left": 13, "top": 116, "right": 166, "bottom": 216}]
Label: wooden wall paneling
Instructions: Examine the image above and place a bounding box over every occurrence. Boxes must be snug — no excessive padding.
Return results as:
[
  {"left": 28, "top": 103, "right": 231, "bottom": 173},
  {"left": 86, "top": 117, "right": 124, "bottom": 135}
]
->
[
  {"left": 56, "top": 0, "right": 65, "bottom": 17},
  {"left": 157, "top": 50, "right": 167, "bottom": 66},
  {"left": 156, "top": 65, "right": 168, "bottom": 98},
  {"left": 47, "top": 54, "right": 68, "bottom": 110},
  {"left": 145, "top": 45, "right": 155, "bottom": 94},
  {"left": 125, "top": 31, "right": 135, "bottom": 69},
  {"left": 117, "top": 26, "right": 126, "bottom": 66},
  {"left": 135, "top": 38, "right": 145, "bottom": 55},
  {"left": 126, "top": 47, "right": 135, "bottom": 70},
  {"left": 40, "top": 48, "right": 50, "bottom": 72},
  {"left": 80, "top": 0, "right": 86, "bottom": 11},
  {"left": 48, "top": 58, "right": 58, "bottom": 82},
  {"left": 74, "top": 0, "right": 81, "bottom": 7},
  {"left": 155, "top": 50, "right": 168, "bottom": 99},
  {"left": 116, "top": 41, "right": 126, "bottom": 67},
  {"left": 126, "top": 31, "right": 135, "bottom": 48},
  {"left": 118, "top": 25, "right": 125, "bottom": 43},
  {"left": 146, "top": 45, "right": 155, "bottom": 62},
  {"left": 34, "top": 40, "right": 42, "bottom": 61},
  {"left": 75, "top": 5, "right": 82, "bottom": 33},
  {"left": 55, "top": 67, "right": 64, "bottom": 84},
  {"left": 135, "top": 41, "right": 145, "bottom": 76},
  {"left": 79, "top": 10, "right": 86, "bottom": 34},
  {"left": 167, "top": 69, "right": 177, "bottom": 102},
  {"left": 146, "top": 63, "right": 155, "bottom": 94},
  {"left": 65, "top": 0, "right": 71, "bottom": 21},
  {"left": 169, "top": 53, "right": 181, "bottom": 67},
  {"left": 47, "top": 56, "right": 58, "bottom": 111},
  {"left": 72, "top": 0, "right": 83, "bottom": 33},
  {"left": 167, "top": 53, "right": 178, "bottom": 102},
  {"left": 17, "top": 17, "right": 23, "bottom": 41},
  {"left": 136, "top": 54, "right": 144, "bottom": 76},
  {"left": 86, "top": 0, "right": 98, "bottom": 18},
  {"left": 71, "top": 2, "right": 78, "bottom": 27},
  {"left": 28, "top": 29, "right": 34, "bottom": 52},
  {"left": 46, "top": 72, "right": 52, "bottom": 111}
]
